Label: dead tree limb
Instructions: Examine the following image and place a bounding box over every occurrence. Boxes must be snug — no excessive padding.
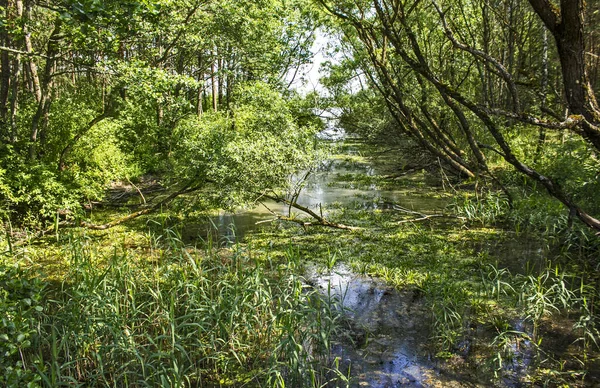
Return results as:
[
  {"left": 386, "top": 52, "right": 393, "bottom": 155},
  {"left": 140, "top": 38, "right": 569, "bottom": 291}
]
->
[
  {"left": 259, "top": 193, "right": 360, "bottom": 231},
  {"left": 392, "top": 204, "right": 466, "bottom": 224},
  {"left": 10, "top": 182, "right": 199, "bottom": 246},
  {"left": 76, "top": 182, "right": 197, "bottom": 230}
]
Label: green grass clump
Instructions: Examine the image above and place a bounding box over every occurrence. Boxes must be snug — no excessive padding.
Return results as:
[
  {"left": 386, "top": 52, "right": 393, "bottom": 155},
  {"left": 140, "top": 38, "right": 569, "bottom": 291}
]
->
[{"left": 0, "top": 229, "right": 345, "bottom": 387}]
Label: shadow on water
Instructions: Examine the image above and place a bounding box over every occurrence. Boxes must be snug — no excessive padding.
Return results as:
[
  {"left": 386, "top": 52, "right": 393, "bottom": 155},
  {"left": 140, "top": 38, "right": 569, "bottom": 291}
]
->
[{"left": 181, "top": 210, "right": 278, "bottom": 245}]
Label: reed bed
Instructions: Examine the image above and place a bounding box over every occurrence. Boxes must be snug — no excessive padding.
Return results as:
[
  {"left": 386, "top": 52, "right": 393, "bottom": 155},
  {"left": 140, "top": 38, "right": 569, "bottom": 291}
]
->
[{"left": 0, "top": 228, "right": 344, "bottom": 387}]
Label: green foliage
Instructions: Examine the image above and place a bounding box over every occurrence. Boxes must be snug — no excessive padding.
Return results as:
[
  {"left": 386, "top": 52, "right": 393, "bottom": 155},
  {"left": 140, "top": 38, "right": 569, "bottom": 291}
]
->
[
  {"left": 1, "top": 0, "right": 322, "bottom": 227},
  {"left": 321, "top": 67, "right": 395, "bottom": 141},
  {"left": 0, "top": 264, "right": 45, "bottom": 386},
  {"left": 287, "top": 91, "right": 327, "bottom": 131},
  {"left": 205, "top": 0, "right": 316, "bottom": 84},
  {"left": 0, "top": 228, "right": 343, "bottom": 386},
  {"left": 0, "top": 89, "right": 140, "bottom": 225},
  {"left": 451, "top": 191, "right": 511, "bottom": 226},
  {"left": 59, "top": 0, "right": 162, "bottom": 54},
  {"left": 319, "top": 0, "right": 600, "bottom": 236},
  {"left": 0, "top": 151, "right": 85, "bottom": 223},
  {"left": 69, "top": 120, "right": 142, "bottom": 188},
  {"left": 171, "top": 81, "right": 319, "bottom": 207}
]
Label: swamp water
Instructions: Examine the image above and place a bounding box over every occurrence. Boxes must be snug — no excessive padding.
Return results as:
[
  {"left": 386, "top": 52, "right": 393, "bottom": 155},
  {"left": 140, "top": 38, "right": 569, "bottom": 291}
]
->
[
  {"left": 185, "top": 142, "right": 447, "bottom": 244},
  {"left": 307, "top": 263, "right": 457, "bottom": 387},
  {"left": 185, "top": 138, "right": 543, "bottom": 387}
]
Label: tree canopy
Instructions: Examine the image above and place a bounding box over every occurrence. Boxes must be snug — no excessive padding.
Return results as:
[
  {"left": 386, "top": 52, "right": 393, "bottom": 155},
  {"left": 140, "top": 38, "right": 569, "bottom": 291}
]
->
[
  {"left": 0, "top": 0, "right": 320, "bottom": 224},
  {"left": 318, "top": 0, "right": 600, "bottom": 231},
  {"left": 0, "top": 0, "right": 599, "bottom": 233}
]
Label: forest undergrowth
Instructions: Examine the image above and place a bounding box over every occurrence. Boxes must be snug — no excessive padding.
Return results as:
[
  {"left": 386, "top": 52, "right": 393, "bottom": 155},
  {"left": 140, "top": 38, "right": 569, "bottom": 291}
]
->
[
  {"left": 0, "top": 223, "right": 347, "bottom": 387},
  {"left": 1, "top": 140, "right": 600, "bottom": 387}
]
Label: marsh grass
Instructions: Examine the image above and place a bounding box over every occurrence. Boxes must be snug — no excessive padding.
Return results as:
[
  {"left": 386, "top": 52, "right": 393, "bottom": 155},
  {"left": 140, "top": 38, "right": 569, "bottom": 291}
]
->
[
  {"left": 248, "top": 203, "right": 600, "bottom": 385},
  {"left": 472, "top": 259, "right": 600, "bottom": 384},
  {"left": 4, "top": 138, "right": 600, "bottom": 386},
  {"left": 0, "top": 227, "right": 345, "bottom": 387}
]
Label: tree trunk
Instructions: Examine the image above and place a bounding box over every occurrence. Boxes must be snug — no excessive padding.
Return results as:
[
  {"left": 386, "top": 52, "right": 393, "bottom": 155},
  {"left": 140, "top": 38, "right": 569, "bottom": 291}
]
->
[
  {"left": 23, "top": 0, "right": 41, "bottom": 104},
  {"left": 555, "top": 5, "right": 600, "bottom": 118},
  {"left": 0, "top": 0, "right": 10, "bottom": 137},
  {"left": 217, "top": 55, "right": 223, "bottom": 107},
  {"left": 211, "top": 51, "right": 217, "bottom": 112},
  {"left": 29, "top": 18, "right": 61, "bottom": 160},
  {"left": 226, "top": 55, "right": 234, "bottom": 109},
  {"left": 197, "top": 85, "right": 204, "bottom": 118},
  {"left": 534, "top": 28, "right": 549, "bottom": 161},
  {"left": 8, "top": 0, "right": 23, "bottom": 144},
  {"left": 156, "top": 103, "right": 163, "bottom": 127},
  {"left": 481, "top": 0, "right": 491, "bottom": 106},
  {"left": 505, "top": 0, "right": 517, "bottom": 110},
  {"left": 528, "top": 0, "right": 600, "bottom": 150},
  {"left": 196, "top": 53, "right": 204, "bottom": 118},
  {"left": 8, "top": 54, "right": 20, "bottom": 143}
]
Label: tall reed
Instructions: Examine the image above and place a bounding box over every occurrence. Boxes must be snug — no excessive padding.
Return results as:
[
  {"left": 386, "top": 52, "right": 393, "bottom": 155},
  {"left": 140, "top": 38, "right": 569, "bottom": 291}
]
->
[{"left": 1, "top": 227, "right": 344, "bottom": 387}]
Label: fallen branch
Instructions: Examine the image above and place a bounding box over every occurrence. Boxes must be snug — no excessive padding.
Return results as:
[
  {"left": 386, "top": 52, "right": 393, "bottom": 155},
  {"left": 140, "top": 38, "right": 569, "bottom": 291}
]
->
[
  {"left": 77, "top": 182, "right": 197, "bottom": 230},
  {"left": 126, "top": 177, "right": 147, "bottom": 205},
  {"left": 396, "top": 214, "right": 464, "bottom": 224},
  {"left": 259, "top": 193, "right": 360, "bottom": 231},
  {"left": 11, "top": 182, "right": 199, "bottom": 246},
  {"left": 382, "top": 166, "right": 424, "bottom": 179},
  {"left": 392, "top": 205, "right": 426, "bottom": 217},
  {"left": 392, "top": 204, "right": 466, "bottom": 224},
  {"left": 267, "top": 213, "right": 358, "bottom": 230},
  {"left": 104, "top": 184, "right": 166, "bottom": 204}
]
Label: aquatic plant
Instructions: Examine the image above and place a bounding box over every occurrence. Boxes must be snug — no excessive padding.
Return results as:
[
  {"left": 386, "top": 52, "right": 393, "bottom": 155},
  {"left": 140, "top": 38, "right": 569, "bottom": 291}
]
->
[
  {"left": 0, "top": 228, "right": 345, "bottom": 387},
  {"left": 481, "top": 264, "right": 516, "bottom": 300},
  {"left": 450, "top": 191, "right": 510, "bottom": 226}
]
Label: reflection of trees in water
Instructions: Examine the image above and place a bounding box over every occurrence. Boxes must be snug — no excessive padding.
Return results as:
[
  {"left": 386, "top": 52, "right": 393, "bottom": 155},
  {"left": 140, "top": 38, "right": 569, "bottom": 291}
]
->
[{"left": 309, "top": 263, "right": 434, "bottom": 387}]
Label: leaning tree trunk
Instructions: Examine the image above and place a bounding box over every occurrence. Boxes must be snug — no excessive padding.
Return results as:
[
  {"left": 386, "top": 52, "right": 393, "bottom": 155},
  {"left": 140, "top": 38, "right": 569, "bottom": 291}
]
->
[{"left": 528, "top": 0, "right": 600, "bottom": 151}]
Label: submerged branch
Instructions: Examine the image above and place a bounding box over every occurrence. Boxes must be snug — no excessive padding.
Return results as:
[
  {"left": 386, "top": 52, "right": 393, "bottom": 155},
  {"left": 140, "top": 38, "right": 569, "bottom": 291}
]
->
[{"left": 259, "top": 193, "right": 360, "bottom": 231}]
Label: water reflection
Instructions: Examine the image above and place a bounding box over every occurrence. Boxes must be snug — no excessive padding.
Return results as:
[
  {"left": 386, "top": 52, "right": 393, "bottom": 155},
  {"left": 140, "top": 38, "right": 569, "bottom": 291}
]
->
[
  {"left": 308, "top": 264, "right": 448, "bottom": 387},
  {"left": 187, "top": 140, "right": 448, "bottom": 242}
]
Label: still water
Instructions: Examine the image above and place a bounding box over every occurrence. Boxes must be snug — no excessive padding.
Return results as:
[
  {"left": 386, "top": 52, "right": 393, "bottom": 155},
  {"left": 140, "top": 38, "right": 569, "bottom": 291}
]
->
[{"left": 185, "top": 134, "right": 542, "bottom": 387}]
